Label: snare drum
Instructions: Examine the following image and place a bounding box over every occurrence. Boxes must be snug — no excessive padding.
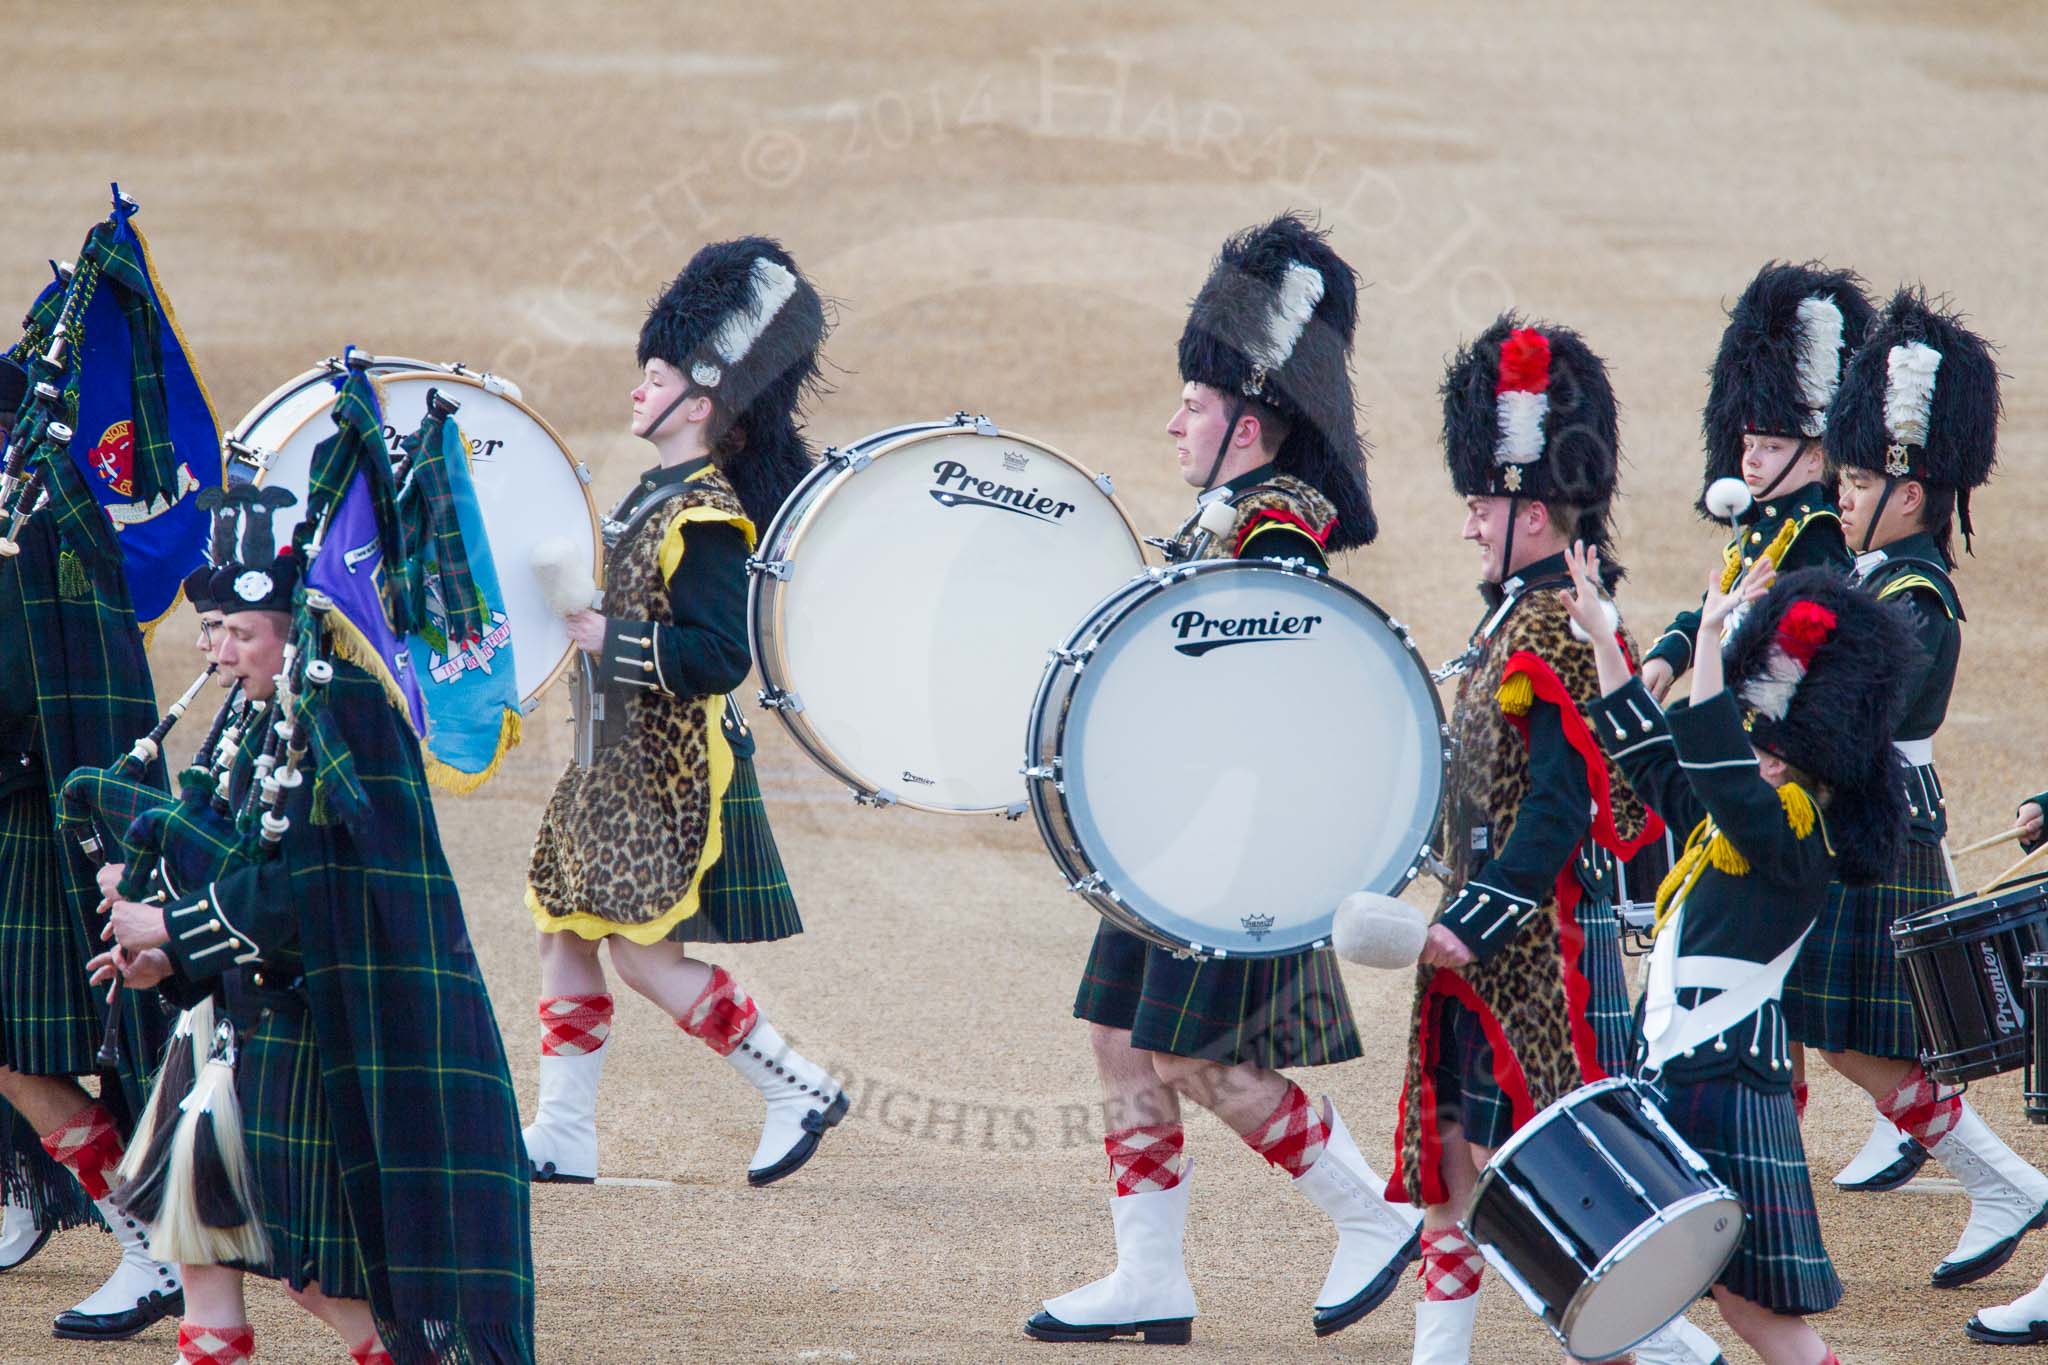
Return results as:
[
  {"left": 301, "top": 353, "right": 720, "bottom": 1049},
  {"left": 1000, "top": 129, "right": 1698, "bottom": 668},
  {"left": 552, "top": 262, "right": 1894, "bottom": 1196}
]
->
[
  {"left": 1892, "top": 873, "right": 2048, "bottom": 1085},
  {"left": 1025, "top": 558, "right": 1445, "bottom": 958},
  {"left": 748, "top": 414, "right": 1144, "bottom": 814},
  {"left": 1464, "top": 1078, "right": 1744, "bottom": 1362},
  {"left": 227, "top": 357, "right": 599, "bottom": 708},
  {"left": 2025, "top": 953, "right": 2048, "bottom": 1124}
]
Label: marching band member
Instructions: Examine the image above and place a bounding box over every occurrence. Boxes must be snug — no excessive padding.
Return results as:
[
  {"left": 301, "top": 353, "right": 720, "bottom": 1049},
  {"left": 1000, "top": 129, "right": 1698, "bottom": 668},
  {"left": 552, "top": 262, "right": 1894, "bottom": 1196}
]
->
[
  {"left": 522, "top": 237, "right": 850, "bottom": 1188},
  {"left": 0, "top": 352, "right": 182, "bottom": 1339},
  {"left": 1816, "top": 291, "right": 2048, "bottom": 1342},
  {"left": 1386, "top": 315, "right": 1666, "bottom": 1365},
  {"left": 1639, "top": 263, "right": 1865, "bottom": 708},
  {"left": 1027, "top": 214, "right": 1416, "bottom": 1347},
  {"left": 96, "top": 494, "right": 536, "bottom": 1365},
  {"left": 2018, "top": 793, "right": 2046, "bottom": 853},
  {"left": 1569, "top": 554, "right": 1913, "bottom": 1365}
]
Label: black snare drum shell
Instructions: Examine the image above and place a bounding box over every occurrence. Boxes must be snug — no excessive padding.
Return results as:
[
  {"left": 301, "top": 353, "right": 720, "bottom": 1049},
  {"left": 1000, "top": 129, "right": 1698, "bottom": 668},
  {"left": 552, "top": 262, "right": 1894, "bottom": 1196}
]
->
[
  {"left": 1894, "top": 887, "right": 2048, "bottom": 1085},
  {"left": 2026, "top": 952, "right": 2048, "bottom": 1123}
]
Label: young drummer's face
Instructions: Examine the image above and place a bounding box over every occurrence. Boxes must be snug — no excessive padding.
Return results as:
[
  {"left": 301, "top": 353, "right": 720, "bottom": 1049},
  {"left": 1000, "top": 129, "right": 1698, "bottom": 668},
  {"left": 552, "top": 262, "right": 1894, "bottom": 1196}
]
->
[
  {"left": 630, "top": 359, "right": 686, "bottom": 439},
  {"left": 1740, "top": 434, "right": 1810, "bottom": 493},
  {"left": 217, "top": 611, "right": 288, "bottom": 700},
  {"left": 1836, "top": 466, "right": 1919, "bottom": 547},
  {"left": 1462, "top": 496, "right": 1511, "bottom": 582},
  {"left": 1167, "top": 382, "right": 1234, "bottom": 489}
]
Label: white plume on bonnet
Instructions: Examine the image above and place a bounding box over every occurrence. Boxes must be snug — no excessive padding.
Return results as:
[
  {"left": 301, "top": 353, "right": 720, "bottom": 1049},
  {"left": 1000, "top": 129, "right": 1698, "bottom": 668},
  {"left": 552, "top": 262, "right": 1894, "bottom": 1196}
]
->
[
  {"left": 1883, "top": 341, "right": 1943, "bottom": 447},
  {"left": 691, "top": 257, "right": 799, "bottom": 388},
  {"left": 1793, "top": 295, "right": 1845, "bottom": 437},
  {"left": 1245, "top": 262, "right": 1325, "bottom": 374},
  {"left": 531, "top": 537, "right": 598, "bottom": 617}
]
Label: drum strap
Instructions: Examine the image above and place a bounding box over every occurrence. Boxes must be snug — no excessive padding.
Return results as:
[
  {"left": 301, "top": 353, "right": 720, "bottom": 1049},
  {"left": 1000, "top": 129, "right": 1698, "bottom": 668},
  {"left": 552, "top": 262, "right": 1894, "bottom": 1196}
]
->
[{"left": 1641, "top": 905, "right": 1812, "bottom": 1072}]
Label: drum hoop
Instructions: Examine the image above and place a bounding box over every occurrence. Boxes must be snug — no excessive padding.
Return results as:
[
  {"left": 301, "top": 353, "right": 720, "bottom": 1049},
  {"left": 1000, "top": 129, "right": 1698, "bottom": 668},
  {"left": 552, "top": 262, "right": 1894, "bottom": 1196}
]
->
[
  {"left": 754, "top": 420, "right": 1145, "bottom": 816},
  {"left": 1033, "top": 557, "right": 1448, "bottom": 957},
  {"left": 1895, "top": 890, "right": 2048, "bottom": 949},
  {"left": 236, "top": 366, "right": 600, "bottom": 707},
  {"left": 1557, "top": 1186, "right": 1745, "bottom": 1357}
]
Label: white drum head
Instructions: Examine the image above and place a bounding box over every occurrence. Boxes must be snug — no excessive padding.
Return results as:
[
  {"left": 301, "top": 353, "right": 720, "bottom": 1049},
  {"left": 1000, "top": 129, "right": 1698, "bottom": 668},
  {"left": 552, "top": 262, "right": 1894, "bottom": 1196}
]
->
[
  {"left": 233, "top": 367, "right": 598, "bottom": 707},
  {"left": 1056, "top": 563, "right": 1443, "bottom": 956},
  {"left": 1565, "top": 1192, "right": 1744, "bottom": 1360},
  {"left": 758, "top": 425, "right": 1143, "bottom": 812}
]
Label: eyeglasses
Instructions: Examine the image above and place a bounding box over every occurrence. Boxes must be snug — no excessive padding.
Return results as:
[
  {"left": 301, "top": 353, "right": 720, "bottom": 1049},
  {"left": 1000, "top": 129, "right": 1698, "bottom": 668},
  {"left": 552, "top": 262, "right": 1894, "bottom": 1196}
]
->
[{"left": 196, "top": 620, "right": 218, "bottom": 646}]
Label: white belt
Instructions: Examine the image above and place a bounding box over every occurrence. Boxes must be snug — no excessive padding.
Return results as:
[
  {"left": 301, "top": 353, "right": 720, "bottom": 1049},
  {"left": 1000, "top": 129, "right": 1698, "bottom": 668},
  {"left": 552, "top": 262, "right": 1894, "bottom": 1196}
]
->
[
  {"left": 1895, "top": 738, "right": 1935, "bottom": 767},
  {"left": 1642, "top": 902, "right": 1812, "bottom": 1072}
]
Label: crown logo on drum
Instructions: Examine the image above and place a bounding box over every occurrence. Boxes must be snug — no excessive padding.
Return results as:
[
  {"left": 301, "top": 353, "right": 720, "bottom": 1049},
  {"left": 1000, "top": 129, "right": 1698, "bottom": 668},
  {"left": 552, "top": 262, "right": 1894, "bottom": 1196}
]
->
[
  {"left": 1239, "top": 913, "right": 1275, "bottom": 939},
  {"left": 1002, "top": 450, "right": 1030, "bottom": 473}
]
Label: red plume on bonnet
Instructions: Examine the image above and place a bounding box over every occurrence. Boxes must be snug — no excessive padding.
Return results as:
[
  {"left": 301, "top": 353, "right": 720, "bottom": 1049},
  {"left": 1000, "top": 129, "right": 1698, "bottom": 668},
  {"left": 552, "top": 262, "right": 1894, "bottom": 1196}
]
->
[
  {"left": 1495, "top": 328, "right": 1552, "bottom": 395},
  {"left": 1776, "top": 601, "right": 1837, "bottom": 668}
]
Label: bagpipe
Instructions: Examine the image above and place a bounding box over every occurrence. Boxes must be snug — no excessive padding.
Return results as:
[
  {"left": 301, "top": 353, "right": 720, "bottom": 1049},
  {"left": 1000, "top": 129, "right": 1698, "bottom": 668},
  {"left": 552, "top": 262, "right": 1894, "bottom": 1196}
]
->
[
  {"left": 0, "top": 253, "right": 94, "bottom": 555},
  {"left": 51, "top": 350, "right": 464, "bottom": 1266}
]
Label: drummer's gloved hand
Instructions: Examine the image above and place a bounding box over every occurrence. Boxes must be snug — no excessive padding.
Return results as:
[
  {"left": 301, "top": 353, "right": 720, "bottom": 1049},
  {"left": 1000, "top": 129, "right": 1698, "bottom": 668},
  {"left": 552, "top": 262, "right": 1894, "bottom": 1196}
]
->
[{"left": 1436, "top": 881, "right": 1540, "bottom": 965}]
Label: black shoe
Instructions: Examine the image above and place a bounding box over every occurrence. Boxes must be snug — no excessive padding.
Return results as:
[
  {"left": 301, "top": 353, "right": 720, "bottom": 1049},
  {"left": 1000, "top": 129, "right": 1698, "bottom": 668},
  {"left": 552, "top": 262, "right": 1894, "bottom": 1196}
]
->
[
  {"left": 1024, "top": 1310, "right": 1192, "bottom": 1345},
  {"left": 1313, "top": 1224, "right": 1423, "bottom": 1337},
  {"left": 52, "top": 1287, "right": 184, "bottom": 1341},
  {"left": 748, "top": 1091, "right": 849, "bottom": 1187},
  {"left": 1933, "top": 1205, "right": 2048, "bottom": 1289},
  {"left": 1837, "top": 1139, "right": 1928, "bottom": 1193},
  {"left": 1966, "top": 1312, "right": 2048, "bottom": 1345}
]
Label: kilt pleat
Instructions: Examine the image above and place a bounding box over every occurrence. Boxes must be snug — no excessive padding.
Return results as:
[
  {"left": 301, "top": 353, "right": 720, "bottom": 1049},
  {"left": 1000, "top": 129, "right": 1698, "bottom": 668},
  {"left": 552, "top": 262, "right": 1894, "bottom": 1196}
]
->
[
  {"left": 1074, "top": 921, "right": 1362, "bottom": 1069},
  {"left": 1577, "top": 892, "right": 1636, "bottom": 1079},
  {"left": 1650, "top": 1076, "right": 1841, "bottom": 1315},
  {"left": 0, "top": 786, "right": 100, "bottom": 1076},
  {"left": 1431, "top": 994, "right": 1514, "bottom": 1149},
  {"left": 669, "top": 758, "right": 802, "bottom": 945},
  {"left": 236, "top": 1006, "right": 368, "bottom": 1299},
  {"left": 1783, "top": 838, "right": 1952, "bottom": 1057}
]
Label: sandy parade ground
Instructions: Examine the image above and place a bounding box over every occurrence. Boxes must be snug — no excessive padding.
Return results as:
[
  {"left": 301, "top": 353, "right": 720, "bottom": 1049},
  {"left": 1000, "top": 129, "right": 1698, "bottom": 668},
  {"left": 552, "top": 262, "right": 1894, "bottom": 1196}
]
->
[{"left": 4, "top": 2, "right": 2048, "bottom": 1360}]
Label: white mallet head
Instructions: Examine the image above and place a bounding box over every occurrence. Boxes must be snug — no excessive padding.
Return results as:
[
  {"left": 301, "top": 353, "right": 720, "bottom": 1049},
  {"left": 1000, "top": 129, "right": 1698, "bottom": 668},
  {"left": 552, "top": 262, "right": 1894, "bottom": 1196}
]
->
[
  {"left": 1196, "top": 500, "right": 1239, "bottom": 540},
  {"left": 530, "top": 537, "right": 598, "bottom": 617},
  {"left": 1332, "top": 891, "right": 1429, "bottom": 968},
  {"left": 1704, "top": 476, "right": 1753, "bottom": 524}
]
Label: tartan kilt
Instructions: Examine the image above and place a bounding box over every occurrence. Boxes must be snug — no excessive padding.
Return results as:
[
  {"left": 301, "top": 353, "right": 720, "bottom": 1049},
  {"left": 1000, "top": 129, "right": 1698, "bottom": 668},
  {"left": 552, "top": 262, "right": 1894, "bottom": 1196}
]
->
[
  {"left": 1431, "top": 994, "right": 1513, "bottom": 1149},
  {"left": 667, "top": 758, "right": 802, "bottom": 945},
  {"left": 1577, "top": 892, "right": 1636, "bottom": 1080},
  {"left": 1648, "top": 1075, "right": 1842, "bottom": 1316},
  {"left": 1074, "top": 921, "right": 1362, "bottom": 1069},
  {"left": 0, "top": 785, "right": 102, "bottom": 1077},
  {"left": 1782, "top": 837, "right": 1953, "bottom": 1058},
  {"left": 233, "top": 1003, "right": 369, "bottom": 1300}
]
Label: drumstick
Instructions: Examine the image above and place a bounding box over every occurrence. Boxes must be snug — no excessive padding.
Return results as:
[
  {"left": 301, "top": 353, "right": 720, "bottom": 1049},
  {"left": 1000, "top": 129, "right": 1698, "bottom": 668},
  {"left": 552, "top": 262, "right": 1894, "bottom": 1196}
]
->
[
  {"left": 1953, "top": 825, "right": 2031, "bottom": 858},
  {"left": 1977, "top": 838, "right": 2048, "bottom": 897}
]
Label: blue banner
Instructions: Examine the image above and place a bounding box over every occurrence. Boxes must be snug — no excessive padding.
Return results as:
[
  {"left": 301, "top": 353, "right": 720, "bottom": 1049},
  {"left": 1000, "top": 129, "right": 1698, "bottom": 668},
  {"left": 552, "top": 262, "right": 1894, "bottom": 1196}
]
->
[{"left": 64, "top": 187, "right": 221, "bottom": 627}]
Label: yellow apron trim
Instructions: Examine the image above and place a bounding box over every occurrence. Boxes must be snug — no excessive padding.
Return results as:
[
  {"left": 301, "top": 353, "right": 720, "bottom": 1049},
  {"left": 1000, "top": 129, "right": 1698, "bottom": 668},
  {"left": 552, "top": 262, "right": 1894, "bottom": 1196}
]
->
[
  {"left": 1877, "top": 573, "right": 1959, "bottom": 619},
  {"left": 656, "top": 505, "right": 758, "bottom": 584},
  {"left": 1496, "top": 671, "right": 1535, "bottom": 717},
  {"left": 527, "top": 694, "right": 736, "bottom": 944}
]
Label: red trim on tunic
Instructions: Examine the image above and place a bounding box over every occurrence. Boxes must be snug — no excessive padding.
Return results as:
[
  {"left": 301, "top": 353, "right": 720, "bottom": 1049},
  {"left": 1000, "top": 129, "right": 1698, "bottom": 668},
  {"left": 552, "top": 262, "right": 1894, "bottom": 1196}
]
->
[
  {"left": 1386, "top": 970, "right": 1540, "bottom": 1207},
  {"left": 1232, "top": 507, "right": 1337, "bottom": 556},
  {"left": 1500, "top": 649, "right": 1664, "bottom": 861}
]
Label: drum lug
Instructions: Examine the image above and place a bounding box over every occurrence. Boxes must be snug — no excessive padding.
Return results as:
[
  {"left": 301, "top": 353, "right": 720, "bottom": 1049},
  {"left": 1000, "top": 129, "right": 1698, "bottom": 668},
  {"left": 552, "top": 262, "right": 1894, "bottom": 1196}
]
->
[
  {"left": 951, "top": 411, "right": 1000, "bottom": 437},
  {"left": 573, "top": 461, "right": 594, "bottom": 486},
  {"left": 748, "top": 556, "right": 793, "bottom": 582},
  {"left": 223, "top": 435, "right": 274, "bottom": 473},
  {"left": 856, "top": 787, "right": 899, "bottom": 809},
  {"left": 1093, "top": 472, "right": 1115, "bottom": 496},
  {"left": 1048, "top": 646, "right": 1093, "bottom": 668},
  {"left": 757, "top": 685, "right": 805, "bottom": 714},
  {"left": 1003, "top": 801, "right": 1028, "bottom": 821},
  {"left": 824, "top": 444, "right": 872, "bottom": 473},
  {"left": 446, "top": 362, "right": 522, "bottom": 400},
  {"left": 1022, "top": 764, "right": 1057, "bottom": 781},
  {"left": 1070, "top": 871, "right": 1108, "bottom": 896}
]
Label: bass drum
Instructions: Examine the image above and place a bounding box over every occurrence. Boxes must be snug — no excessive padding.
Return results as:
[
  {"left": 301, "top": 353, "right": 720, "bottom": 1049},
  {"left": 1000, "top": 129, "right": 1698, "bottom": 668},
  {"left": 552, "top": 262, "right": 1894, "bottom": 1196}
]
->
[
  {"left": 1026, "top": 559, "right": 1446, "bottom": 958},
  {"left": 749, "top": 413, "right": 1146, "bottom": 814},
  {"left": 226, "top": 357, "right": 600, "bottom": 709}
]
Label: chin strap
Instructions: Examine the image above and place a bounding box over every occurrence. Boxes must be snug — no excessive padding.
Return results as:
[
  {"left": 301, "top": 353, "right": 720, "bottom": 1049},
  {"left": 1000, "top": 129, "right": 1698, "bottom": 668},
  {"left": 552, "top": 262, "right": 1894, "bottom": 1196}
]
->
[
  {"left": 641, "top": 388, "right": 694, "bottom": 442},
  {"left": 1200, "top": 395, "right": 1249, "bottom": 493},
  {"left": 1858, "top": 475, "right": 1899, "bottom": 554},
  {"left": 1750, "top": 436, "right": 1813, "bottom": 506},
  {"left": 1496, "top": 494, "right": 1522, "bottom": 588}
]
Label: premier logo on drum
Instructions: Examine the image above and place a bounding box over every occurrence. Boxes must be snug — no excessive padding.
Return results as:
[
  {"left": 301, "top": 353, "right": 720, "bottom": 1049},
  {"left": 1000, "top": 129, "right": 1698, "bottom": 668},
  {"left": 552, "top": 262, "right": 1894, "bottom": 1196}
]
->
[
  {"left": 1167, "top": 608, "right": 1323, "bottom": 657},
  {"left": 928, "top": 459, "right": 1078, "bottom": 524}
]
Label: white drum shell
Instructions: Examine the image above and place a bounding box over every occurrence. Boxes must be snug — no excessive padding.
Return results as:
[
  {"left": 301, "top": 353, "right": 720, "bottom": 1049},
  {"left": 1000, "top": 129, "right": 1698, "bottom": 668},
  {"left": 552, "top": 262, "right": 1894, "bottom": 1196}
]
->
[
  {"left": 229, "top": 360, "right": 598, "bottom": 708},
  {"left": 749, "top": 418, "right": 1145, "bottom": 814},
  {"left": 1027, "top": 559, "right": 1447, "bottom": 958}
]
